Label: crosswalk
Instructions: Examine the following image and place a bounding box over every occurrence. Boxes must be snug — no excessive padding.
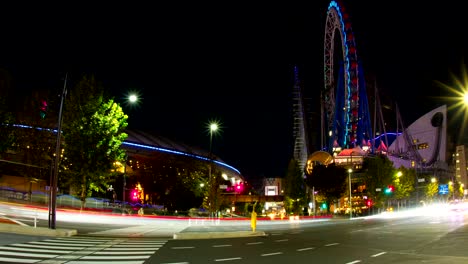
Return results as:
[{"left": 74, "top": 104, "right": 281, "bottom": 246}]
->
[{"left": 0, "top": 236, "right": 168, "bottom": 264}]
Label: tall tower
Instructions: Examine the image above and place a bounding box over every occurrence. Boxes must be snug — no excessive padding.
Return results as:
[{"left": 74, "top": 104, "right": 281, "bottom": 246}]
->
[{"left": 292, "top": 66, "right": 309, "bottom": 176}]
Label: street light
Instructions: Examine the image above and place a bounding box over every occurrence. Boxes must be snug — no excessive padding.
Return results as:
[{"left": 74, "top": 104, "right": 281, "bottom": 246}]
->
[
  {"left": 121, "top": 93, "right": 139, "bottom": 213},
  {"left": 348, "top": 168, "right": 352, "bottom": 219},
  {"left": 208, "top": 121, "right": 219, "bottom": 217}
]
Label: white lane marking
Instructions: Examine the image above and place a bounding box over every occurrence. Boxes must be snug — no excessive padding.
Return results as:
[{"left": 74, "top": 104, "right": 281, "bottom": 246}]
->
[
  {"left": 275, "top": 239, "right": 289, "bottom": 242},
  {"left": 371, "top": 252, "right": 387, "bottom": 257},
  {"left": 270, "top": 233, "right": 282, "bottom": 236},
  {"left": 81, "top": 255, "right": 150, "bottom": 260},
  {"left": 42, "top": 239, "right": 104, "bottom": 245},
  {"left": 119, "top": 242, "right": 167, "bottom": 245},
  {"left": 350, "top": 229, "right": 364, "bottom": 233},
  {"left": 325, "top": 243, "right": 340, "bottom": 247},
  {"left": 171, "top": 246, "right": 195, "bottom": 249},
  {"left": 246, "top": 242, "right": 263, "bottom": 245},
  {"left": 346, "top": 261, "right": 361, "bottom": 264},
  {"left": 11, "top": 243, "right": 86, "bottom": 250},
  {"left": 213, "top": 244, "right": 232, "bottom": 248},
  {"left": 215, "top": 257, "right": 242, "bottom": 261},
  {"left": 92, "top": 251, "right": 155, "bottom": 255},
  {"left": 113, "top": 245, "right": 161, "bottom": 248},
  {"left": 29, "top": 241, "right": 92, "bottom": 247},
  {"left": 0, "top": 251, "right": 57, "bottom": 258},
  {"left": 0, "top": 257, "right": 38, "bottom": 263},
  {"left": 261, "top": 252, "right": 283, "bottom": 256},
  {"left": 103, "top": 247, "right": 160, "bottom": 251},
  {"left": 297, "top": 247, "right": 315, "bottom": 251},
  {"left": 0, "top": 246, "right": 72, "bottom": 254}
]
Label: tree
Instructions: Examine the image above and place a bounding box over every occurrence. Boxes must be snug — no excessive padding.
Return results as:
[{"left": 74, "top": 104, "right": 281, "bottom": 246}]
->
[
  {"left": 362, "top": 154, "right": 395, "bottom": 210},
  {"left": 61, "top": 75, "right": 128, "bottom": 209},
  {"left": 283, "top": 159, "right": 307, "bottom": 215},
  {"left": 203, "top": 166, "right": 225, "bottom": 216},
  {"left": 305, "top": 162, "right": 347, "bottom": 213},
  {"left": 3, "top": 90, "right": 57, "bottom": 200},
  {"left": 393, "top": 167, "right": 415, "bottom": 209},
  {"left": 0, "top": 97, "right": 16, "bottom": 155},
  {"left": 426, "top": 181, "right": 439, "bottom": 202}
]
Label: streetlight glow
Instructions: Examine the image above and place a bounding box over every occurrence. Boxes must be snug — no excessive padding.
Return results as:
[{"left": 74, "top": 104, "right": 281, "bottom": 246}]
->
[
  {"left": 129, "top": 94, "right": 138, "bottom": 103},
  {"left": 210, "top": 123, "right": 218, "bottom": 132}
]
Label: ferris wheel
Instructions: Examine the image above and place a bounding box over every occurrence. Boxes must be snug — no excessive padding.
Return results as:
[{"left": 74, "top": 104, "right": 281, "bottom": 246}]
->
[{"left": 322, "top": 0, "right": 371, "bottom": 153}]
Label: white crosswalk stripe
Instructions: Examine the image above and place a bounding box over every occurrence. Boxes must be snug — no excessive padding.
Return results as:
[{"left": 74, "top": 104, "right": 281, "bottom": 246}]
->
[{"left": 0, "top": 236, "right": 168, "bottom": 264}]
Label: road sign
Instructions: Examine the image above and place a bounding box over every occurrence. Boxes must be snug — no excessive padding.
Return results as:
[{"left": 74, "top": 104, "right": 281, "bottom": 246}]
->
[{"left": 438, "top": 184, "right": 448, "bottom": 195}]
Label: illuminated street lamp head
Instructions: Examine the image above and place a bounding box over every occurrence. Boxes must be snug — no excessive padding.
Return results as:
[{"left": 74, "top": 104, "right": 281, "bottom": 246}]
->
[
  {"left": 348, "top": 168, "right": 352, "bottom": 173},
  {"left": 128, "top": 94, "right": 138, "bottom": 103},
  {"left": 210, "top": 123, "right": 218, "bottom": 132},
  {"left": 123, "top": 91, "right": 142, "bottom": 109},
  {"left": 397, "top": 171, "right": 402, "bottom": 177},
  {"left": 206, "top": 120, "right": 222, "bottom": 136}
]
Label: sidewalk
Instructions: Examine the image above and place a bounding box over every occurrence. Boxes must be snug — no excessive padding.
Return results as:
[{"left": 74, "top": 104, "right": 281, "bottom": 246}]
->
[{"left": 0, "top": 215, "right": 266, "bottom": 239}]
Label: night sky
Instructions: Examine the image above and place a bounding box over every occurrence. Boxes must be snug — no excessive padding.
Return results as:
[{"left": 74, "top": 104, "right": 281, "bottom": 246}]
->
[{"left": 1, "top": 1, "right": 467, "bottom": 179}]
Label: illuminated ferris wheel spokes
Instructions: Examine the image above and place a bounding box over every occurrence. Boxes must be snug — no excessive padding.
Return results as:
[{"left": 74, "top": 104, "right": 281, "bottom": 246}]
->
[{"left": 323, "top": 0, "right": 360, "bottom": 151}]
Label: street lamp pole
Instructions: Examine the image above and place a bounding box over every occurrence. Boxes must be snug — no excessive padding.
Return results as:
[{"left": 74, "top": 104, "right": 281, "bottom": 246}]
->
[
  {"left": 208, "top": 122, "right": 218, "bottom": 218},
  {"left": 348, "top": 168, "right": 352, "bottom": 219},
  {"left": 121, "top": 93, "right": 139, "bottom": 214}
]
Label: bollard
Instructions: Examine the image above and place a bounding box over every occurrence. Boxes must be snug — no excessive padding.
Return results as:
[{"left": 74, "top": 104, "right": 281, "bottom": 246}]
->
[
  {"left": 250, "top": 201, "right": 258, "bottom": 232},
  {"left": 250, "top": 211, "right": 257, "bottom": 232}
]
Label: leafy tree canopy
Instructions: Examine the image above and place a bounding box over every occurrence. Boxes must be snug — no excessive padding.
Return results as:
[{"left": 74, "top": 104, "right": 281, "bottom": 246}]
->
[
  {"left": 61, "top": 74, "right": 128, "bottom": 207},
  {"left": 305, "top": 162, "right": 347, "bottom": 204},
  {"left": 362, "top": 154, "right": 395, "bottom": 206},
  {"left": 283, "top": 158, "right": 308, "bottom": 214}
]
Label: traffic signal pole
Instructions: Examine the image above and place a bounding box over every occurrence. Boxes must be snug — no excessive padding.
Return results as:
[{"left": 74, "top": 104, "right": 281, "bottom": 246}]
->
[{"left": 49, "top": 73, "right": 67, "bottom": 229}]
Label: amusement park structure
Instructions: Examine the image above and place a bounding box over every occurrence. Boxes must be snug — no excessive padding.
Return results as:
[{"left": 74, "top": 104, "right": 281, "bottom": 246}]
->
[
  {"left": 322, "top": 0, "right": 372, "bottom": 153},
  {"left": 293, "top": 0, "right": 450, "bottom": 177}
]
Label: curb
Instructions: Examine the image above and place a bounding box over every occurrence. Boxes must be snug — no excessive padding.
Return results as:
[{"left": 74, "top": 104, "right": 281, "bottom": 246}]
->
[
  {"left": 173, "top": 231, "right": 267, "bottom": 240},
  {"left": 0, "top": 223, "right": 77, "bottom": 237}
]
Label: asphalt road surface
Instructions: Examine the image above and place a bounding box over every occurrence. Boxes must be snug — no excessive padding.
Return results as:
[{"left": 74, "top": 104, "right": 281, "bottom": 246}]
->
[
  {"left": 1, "top": 204, "right": 468, "bottom": 263},
  {"left": 149, "top": 211, "right": 468, "bottom": 264}
]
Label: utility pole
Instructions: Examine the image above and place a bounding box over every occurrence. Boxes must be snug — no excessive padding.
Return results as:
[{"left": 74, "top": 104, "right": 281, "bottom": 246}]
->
[{"left": 49, "top": 73, "right": 67, "bottom": 229}]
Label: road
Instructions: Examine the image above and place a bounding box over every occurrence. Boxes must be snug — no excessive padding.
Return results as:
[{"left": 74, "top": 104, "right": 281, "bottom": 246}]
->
[
  {"left": 152, "top": 208, "right": 468, "bottom": 263},
  {"left": 1, "top": 203, "right": 468, "bottom": 263}
]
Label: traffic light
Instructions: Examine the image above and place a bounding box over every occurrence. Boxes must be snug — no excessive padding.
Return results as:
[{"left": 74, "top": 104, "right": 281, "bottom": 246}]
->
[
  {"left": 235, "top": 182, "right": 244, "bottom": 193},
  {"left": 384, "top": 185, "right": 394, "bottom": 194},
  {"left": 132, "top": 189, "right": 138, "bottom": 200},
  {"left": 366, "top": 199, "right": 372, "bottom": 207},
  {"left": 39, "top": 99, "right": 48, "bottom": 119}
]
